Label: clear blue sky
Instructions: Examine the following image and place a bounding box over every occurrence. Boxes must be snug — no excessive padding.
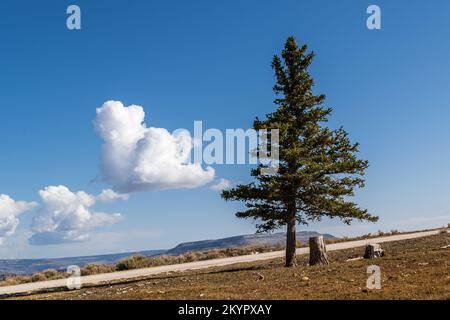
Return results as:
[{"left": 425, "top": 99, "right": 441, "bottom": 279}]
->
[{"left": 1, "top": 0, "right": 449, "bottom": 258}]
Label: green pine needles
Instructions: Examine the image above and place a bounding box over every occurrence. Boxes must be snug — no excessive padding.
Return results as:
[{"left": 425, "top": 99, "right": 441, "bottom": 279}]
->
[{"left": 222, "top": 36, "right": 378, "bottom": 267}]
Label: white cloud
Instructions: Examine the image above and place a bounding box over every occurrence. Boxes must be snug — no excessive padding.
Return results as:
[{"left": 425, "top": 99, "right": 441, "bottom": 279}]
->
[
  {"left": 97, "top": 189, "right": 130, "bottom": 202},
  {"left": 0, "top": 194, "right": 37, "bottom": 245},
  {"left": 210, "top": 178, "right": 232, "bottom": 192},
  {"left": 95, "top": 100, "right": 215, "bottom": 193},
  {"left": 29, "top": 185, "right": 122, "bottom": 245}
]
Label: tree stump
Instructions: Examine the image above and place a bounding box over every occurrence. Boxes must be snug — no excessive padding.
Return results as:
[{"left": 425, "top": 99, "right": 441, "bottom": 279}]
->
[
  {"left": 309, "top": 236, "right": 329, "bottom": 266},
  {"left": 364, "top": 243, "right": 385, "bottom": 259}
]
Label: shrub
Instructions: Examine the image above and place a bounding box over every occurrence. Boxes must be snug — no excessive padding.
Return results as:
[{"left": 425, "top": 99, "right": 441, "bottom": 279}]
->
[
  {"left": 116, "top": 255, "right": 148, "bottom": 271},
  {"left": 81, "top": 263, "right": 116, "bottom": 276},
  {"left": 31, "top": 269, "right": 62, "bottom": 282},
  {"left": 41, "top": 269, "right": 59, "bottom": 278},
  {"left": 1, "top": 276, "right": 32, "bottom": 286}
]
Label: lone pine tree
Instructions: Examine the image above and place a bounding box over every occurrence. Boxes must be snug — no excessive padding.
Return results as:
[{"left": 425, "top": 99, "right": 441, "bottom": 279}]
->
[{"left": 222, "top": 37, "right": 378, "bottom": 267}]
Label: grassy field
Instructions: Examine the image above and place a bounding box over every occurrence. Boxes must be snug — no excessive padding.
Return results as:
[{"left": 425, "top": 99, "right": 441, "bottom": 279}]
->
[{"left": 7, "top": 232, "right": 450, "bottom": 300}]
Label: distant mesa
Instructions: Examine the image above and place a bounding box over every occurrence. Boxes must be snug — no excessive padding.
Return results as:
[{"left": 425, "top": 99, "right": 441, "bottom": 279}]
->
[{"left": 167, "top": 231, "right": 335, "bottom": 255}]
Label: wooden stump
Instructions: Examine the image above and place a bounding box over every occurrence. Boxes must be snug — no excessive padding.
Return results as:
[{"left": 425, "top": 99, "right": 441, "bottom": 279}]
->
[
  {"left": 364, "top": 243, "right": 385, "bottom": 259},
  {"left": 309, "top": 236, "right": 329, "bottom": 266}
]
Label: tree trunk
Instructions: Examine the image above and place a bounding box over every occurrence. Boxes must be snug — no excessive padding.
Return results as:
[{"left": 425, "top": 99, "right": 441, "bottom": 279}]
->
[
  {"left": 309, "top": 235, "right": 329, "bottom": 266},
  {"left": 363, "top": 243, "right": 384, "bottom": 259},
  {"left": 285, "top": 217, "right": 297, "bottom": 267}
]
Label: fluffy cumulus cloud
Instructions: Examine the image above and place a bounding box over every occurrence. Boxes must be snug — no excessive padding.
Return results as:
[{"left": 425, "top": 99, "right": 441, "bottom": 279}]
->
[
  {"left": 0, "top": 194, "right": 37, "bottom": 245},
  {"left": 209, "top": 178, "right": 232, "bottom": 192},
  {"left": 95, "top": 101, "right": 215, "bottom": 193},
  {"left": 29, "top": 185, "right": 123, "bottom": 245}
]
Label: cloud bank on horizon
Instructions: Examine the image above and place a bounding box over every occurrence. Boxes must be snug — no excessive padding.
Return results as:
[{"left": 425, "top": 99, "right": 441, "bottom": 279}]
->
[{"left": 95, "top": 100, "right": 215, "bottom": 193}]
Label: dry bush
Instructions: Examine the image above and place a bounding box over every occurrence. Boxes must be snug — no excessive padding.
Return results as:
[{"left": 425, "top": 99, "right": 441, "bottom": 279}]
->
[
  {"left": 0, "top": 269, "right": 67, "bottom": 287},
  {"left": 41, "top": 269, "right": 59, "bottom": 278},
  {"left": 31, "top": 269, "right": 65, "bottom": 282},
  {"left": 182, "top": 252, "right": 197, "bottom": 262},
  {"left": 30, "top": 273, "right": 47, "bottom": 282},
  {"left": 81, "top": 263, "right": 117, "bottom": 276},
  {"left": 115, "top": 255, "right": 180, "bottom": 270},
  {"left": 116, "top": 255, "right": 148, "bottom": 271},
  {"left": 0, "top": 275, "right": 33, "bottom": 286}
]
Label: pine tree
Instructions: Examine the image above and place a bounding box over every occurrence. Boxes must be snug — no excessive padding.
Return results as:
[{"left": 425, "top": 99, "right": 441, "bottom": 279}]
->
[{"left": 222, "top": 37, "right": 378, "bottom": 267}]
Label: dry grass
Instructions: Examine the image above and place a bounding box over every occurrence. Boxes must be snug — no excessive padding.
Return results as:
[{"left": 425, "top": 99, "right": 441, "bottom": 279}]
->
[
  {"left": 324, "top": 227, "right": 442, "bottom": 245},
  {"left": 7, "top": 232, "right": 450, "bottom": 300},
  {"left": 80, "top": 264, "right": 117, "bottom": 276},
  {"left": 116, "top": 246, "right": 284, "bottom": 271},
  {"left": 0, "top": 269, "right": 66, "bottom": 286}
]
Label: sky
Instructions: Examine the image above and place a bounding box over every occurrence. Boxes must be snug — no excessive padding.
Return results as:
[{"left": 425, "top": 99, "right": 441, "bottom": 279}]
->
[{"left": 1, "top": 0, "right": 450, "bottom": 259}]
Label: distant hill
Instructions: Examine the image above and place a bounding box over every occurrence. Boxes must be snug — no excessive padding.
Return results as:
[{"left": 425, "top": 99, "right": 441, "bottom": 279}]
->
[
  {"left": 167, "top": 231, "right": 335, "bottom": 255},
  {"left": 0, "top": 231, "right": 335, "bottom": 276}
]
